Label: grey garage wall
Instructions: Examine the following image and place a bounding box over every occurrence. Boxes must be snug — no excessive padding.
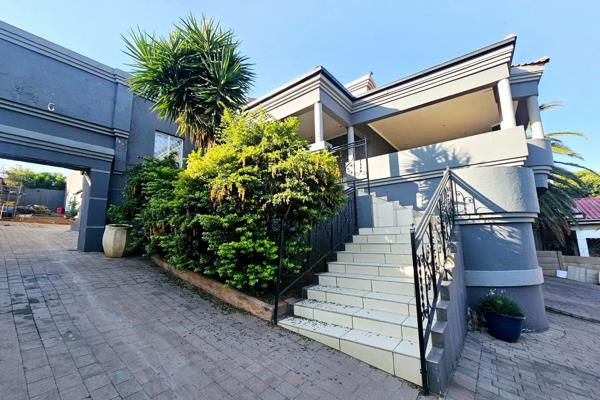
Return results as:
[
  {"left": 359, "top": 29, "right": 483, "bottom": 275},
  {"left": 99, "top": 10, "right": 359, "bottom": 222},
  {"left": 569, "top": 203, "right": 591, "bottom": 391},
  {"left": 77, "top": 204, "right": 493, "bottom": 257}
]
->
[{"left": 0, "top": 20, "right": 193, "bottom": 251}]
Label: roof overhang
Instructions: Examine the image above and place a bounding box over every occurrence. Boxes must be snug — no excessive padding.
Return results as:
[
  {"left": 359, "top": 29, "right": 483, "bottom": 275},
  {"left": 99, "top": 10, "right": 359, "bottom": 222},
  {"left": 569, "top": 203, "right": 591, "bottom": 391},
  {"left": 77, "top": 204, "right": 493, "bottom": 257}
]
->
[{"left": 246, "top": 36, "right": 519, "bottom": 147}]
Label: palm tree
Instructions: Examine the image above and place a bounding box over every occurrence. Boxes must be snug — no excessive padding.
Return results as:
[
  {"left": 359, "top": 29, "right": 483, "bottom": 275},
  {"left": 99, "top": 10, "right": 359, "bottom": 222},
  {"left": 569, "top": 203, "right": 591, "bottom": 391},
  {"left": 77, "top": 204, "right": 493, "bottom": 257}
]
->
[
  {"left": 124, "top": 15, "right": 254, "bottom": 148},
  {"left": 533, "top": 102, "right": 598, "bottom": 248}
]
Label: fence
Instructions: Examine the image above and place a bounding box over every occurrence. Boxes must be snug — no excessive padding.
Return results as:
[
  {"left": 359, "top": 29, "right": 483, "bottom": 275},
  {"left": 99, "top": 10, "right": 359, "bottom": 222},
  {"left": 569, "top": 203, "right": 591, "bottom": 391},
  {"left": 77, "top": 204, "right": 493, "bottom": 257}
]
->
[{"left": 537, "top": 251, "right": 600, "bottom": 284}]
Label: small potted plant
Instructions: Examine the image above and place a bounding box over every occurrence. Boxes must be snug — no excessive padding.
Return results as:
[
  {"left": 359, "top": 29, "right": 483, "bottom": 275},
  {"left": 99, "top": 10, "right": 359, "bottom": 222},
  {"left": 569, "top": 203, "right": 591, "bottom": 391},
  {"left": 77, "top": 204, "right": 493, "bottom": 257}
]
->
[{"left": 479, "top": 293, "right": 525, "bottom": 342}]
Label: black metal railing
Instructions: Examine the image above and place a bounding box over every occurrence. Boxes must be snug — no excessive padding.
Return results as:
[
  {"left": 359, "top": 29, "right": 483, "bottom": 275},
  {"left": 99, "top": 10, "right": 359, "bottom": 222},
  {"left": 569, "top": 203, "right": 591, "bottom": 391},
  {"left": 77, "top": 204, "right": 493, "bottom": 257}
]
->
[
  {"left": 330, "top": 139, "right": 370, "bottom": 193},
  {"left": 272, "top": 140, "right": 369, "bottom": 323},
  {"left": 410, "top": 168, "right": 456, "bottom": 394}
]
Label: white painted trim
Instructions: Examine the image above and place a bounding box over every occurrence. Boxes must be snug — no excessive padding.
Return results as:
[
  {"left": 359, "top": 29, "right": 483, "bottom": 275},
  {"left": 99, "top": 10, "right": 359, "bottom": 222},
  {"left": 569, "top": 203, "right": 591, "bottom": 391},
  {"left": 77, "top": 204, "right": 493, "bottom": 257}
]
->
[{"left": 465, "top": 267, "right": 544, "bottom": 287}]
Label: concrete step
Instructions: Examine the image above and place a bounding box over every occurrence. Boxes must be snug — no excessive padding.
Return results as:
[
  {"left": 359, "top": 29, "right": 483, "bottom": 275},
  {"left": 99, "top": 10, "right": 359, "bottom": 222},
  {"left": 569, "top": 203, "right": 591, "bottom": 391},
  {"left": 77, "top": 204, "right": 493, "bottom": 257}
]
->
[
  {"left": 345, "top": 242, "right": 412, "bottom": 254},
  {"left": 292, "top": 299, "right": 418, "bottom": 341},
  {"left": 317, "top": 272, "right": 414, "bottom": 296},
  {"left": 359, "top": 226, "right": 412, "bottom": 235},
  {"left": 278, "top": 317, "right": 422, "bottom": 385},
  {"left": 327, "top": 261, "right": 413, "bottom": 278},
  {"left": 373, "top": 202, "right": 415, "bottom": 228},
  {"left": 336, "top": 251, "right": 413, "bottom": 265},
  {"left": 305, "top": 285, "right": 416, "bottom": 316},
  {"left": 352, "top": 233, "right": 411, "bottom": 244}
]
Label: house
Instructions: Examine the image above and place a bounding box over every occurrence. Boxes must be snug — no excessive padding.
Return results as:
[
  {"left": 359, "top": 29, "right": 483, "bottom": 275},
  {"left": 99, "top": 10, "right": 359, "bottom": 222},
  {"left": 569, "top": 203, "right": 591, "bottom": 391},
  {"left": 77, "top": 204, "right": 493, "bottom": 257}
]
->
[
  {"left": 572, "top": 197, "right": 600, "bottom": 256},
  {"left": 0, "top": 20, "right": 554, "bottom": 393},
  {"left": 247, "top": 34, "right": 553, "bottom": 392}
]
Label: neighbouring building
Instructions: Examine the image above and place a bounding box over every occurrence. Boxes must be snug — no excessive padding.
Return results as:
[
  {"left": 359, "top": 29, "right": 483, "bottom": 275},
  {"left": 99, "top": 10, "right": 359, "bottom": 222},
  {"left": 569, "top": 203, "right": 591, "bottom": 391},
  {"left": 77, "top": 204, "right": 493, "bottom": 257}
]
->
[
  {"left": 572, "top": 197, "right": 600, "bottom": 256},
  {"left": 0, "top": 21, "right": 555, "bottom": 394}
]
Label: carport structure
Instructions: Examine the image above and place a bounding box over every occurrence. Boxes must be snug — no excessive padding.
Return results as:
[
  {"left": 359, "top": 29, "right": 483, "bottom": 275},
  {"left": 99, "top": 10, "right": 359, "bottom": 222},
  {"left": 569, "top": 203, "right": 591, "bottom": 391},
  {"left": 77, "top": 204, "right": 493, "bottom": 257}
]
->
[{"left": 0, "top": 21, "right": 192, "bottom": 250}]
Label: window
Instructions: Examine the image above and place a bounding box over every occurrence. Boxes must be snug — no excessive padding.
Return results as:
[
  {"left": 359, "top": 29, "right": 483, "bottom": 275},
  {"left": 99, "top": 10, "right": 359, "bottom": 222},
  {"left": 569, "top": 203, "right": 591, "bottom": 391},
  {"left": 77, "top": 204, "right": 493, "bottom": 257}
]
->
[{"left": 154, "top": 132, "right": 184, "bottom": 167}]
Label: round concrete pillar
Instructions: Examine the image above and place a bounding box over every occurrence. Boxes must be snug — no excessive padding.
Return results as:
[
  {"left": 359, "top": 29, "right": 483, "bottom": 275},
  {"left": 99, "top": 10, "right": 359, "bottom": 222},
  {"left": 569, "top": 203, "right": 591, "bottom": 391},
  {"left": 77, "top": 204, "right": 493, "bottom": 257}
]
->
[{"left": 454, "top": 166, "right": 548, "bottom": 331}]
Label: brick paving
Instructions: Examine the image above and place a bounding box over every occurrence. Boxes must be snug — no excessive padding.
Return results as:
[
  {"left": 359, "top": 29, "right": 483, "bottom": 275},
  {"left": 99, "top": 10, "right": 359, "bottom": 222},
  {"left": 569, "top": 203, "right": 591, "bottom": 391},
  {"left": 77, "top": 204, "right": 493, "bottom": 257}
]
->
[
  {"left": 445, "top": 282, "right": 600, "bottom": 399},
  {"left": 3, "top": 222, "right": 600, "bottom": 400},
  {"left": 0, "top": 222, "right": 421, "bottom": 400}
]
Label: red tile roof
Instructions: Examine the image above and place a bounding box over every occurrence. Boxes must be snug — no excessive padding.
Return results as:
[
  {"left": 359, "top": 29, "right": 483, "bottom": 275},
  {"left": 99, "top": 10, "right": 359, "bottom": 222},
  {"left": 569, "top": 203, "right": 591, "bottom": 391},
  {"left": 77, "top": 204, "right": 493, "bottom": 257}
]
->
[{"left": 573, "top": 197, "right": 600, "bottom": 220}]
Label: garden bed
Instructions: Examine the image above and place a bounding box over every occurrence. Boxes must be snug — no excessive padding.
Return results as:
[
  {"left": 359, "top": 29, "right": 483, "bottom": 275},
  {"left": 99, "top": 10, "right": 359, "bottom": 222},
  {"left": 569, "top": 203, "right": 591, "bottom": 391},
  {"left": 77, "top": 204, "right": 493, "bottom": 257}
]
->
[{"left": 151, "top": 255, "right": 287, "bottom": 321}]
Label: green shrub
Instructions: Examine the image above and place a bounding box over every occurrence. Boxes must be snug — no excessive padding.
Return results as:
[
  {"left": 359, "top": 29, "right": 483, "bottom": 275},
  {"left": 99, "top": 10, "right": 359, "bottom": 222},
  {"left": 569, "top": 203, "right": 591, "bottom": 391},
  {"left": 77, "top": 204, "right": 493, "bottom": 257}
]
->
[
  {"left": 107, "top": 156, "right": 180, "bottom": 254},
  {"left": 165, "top": 110, "right": 344, "bottom": 292},
  {"left": 479, "top": 293, "right": 524, "bottom": 318},
  {"left": 111, "top": 110, "right": 344, "bottom": 294}
]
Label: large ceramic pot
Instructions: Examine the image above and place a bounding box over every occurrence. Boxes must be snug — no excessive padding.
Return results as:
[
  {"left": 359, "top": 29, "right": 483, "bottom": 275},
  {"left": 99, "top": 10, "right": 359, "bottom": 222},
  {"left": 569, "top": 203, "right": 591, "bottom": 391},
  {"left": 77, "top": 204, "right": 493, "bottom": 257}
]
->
[
  {"left": 485, "top": 311, "right": 524, "bottom": 342},
  {"left": 102, "top": 224, "right": 132, "bottom": 258}
]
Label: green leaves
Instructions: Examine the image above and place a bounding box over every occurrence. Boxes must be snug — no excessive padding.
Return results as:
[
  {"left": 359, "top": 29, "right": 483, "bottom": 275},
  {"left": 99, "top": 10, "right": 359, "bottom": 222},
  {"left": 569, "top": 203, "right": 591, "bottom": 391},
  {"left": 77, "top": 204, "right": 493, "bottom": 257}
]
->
[
  {"left": 173, "top": 110, "right": 344, "bottom": 292},
  {"left": 112, "top": 110, "right": 344, "bottom": 294},
  {"left": 123, "top": 15, "right": 254, "bottom": 148},
  {"left": 4, "top": 168, "right": 66, "bottom": 190},
  {"left": 533, "top": 103, "right": 599, "bottom": 248}
]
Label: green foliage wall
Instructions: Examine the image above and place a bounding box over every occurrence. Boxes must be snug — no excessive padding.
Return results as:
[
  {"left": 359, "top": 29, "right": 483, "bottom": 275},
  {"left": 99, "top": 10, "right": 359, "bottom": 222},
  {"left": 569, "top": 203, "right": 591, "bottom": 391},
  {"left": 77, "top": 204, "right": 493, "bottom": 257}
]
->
[
  {"left": 4, "top": 167, "right": 66, "bottom": 190},
  {"left": 111, "top": 110, "right": 344, "bottom": 294}
]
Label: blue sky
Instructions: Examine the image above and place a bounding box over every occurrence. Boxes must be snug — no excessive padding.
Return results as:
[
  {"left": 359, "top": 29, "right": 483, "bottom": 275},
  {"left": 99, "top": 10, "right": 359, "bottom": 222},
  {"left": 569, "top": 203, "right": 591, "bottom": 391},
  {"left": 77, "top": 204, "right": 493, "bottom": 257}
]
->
[{"left": 1, "top": 0, "right": 598, "bottom": 175}]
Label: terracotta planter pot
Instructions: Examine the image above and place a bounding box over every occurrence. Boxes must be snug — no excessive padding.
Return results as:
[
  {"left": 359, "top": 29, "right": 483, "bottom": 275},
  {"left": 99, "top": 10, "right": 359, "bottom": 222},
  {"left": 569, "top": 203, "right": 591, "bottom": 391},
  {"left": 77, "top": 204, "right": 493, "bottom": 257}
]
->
[{"left": 102, "top": 224, "right": 132, "bottom": 258}]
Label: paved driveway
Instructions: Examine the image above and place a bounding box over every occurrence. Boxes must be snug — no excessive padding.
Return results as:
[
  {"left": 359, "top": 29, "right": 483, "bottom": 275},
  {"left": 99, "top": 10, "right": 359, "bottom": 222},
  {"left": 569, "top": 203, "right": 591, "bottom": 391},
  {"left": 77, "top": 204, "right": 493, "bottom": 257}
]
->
[
  {"left": 445, "top": 276, "right": 600, "bottom": 400},
  {"left": 0, "top": 222, "right": 419, "bottom": 400}
]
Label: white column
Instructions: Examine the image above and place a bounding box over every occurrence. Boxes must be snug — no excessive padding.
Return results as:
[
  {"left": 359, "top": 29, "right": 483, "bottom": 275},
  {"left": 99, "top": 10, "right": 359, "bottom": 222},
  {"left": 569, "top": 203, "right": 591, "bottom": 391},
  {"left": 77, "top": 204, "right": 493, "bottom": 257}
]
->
[
  {"left": 347, "top": 126, "right": 355, "bottom": 162},
  {"left": 313, "top": 101, "right": 324, "bottom": 147},
  {"left": 347, "top": 125, "right": 355, "bottom": 144},
  {"left": 498, "top": 78, "right": 516, "bottom": 129},
  {"left": 526, "top": 95, "right": 545, "bottom": 139}
]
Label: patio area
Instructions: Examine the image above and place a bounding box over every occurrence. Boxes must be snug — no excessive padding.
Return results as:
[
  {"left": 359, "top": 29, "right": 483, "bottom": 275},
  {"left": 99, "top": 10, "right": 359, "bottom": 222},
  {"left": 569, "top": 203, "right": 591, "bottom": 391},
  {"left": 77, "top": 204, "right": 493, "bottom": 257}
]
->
[
  {"left": 0, "top": 222, "right": 420, "bottom": 400},
  {"left": 1, "top": 222, "right": 599, "bottom": 400}
]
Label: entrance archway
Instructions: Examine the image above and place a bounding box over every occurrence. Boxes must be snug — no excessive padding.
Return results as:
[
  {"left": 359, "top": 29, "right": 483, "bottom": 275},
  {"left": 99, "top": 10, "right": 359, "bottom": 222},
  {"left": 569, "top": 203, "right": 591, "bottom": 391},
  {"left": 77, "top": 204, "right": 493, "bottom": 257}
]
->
[{"left": 0, "top": 125, "right": 113, "bottom": 251}]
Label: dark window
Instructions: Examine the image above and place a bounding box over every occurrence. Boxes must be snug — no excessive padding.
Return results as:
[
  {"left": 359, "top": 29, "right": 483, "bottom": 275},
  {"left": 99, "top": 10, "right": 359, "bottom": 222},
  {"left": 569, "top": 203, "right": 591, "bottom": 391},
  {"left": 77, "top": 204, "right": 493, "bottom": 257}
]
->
[{"left": 586, "top": 238, "right": 600, "bottom": 257}]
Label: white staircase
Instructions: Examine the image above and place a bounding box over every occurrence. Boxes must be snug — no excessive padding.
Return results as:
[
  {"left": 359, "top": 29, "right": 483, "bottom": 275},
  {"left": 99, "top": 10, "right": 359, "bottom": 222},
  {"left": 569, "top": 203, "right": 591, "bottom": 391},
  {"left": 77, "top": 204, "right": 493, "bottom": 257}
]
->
[{"left": 279, "top": 191, "right": 429, "bottom": 386}]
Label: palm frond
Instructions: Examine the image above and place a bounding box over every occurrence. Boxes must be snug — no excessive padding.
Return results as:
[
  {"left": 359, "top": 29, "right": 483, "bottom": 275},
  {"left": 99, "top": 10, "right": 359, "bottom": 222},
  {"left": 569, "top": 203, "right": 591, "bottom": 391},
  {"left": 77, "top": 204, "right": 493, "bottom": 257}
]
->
[
  {"left": 123, "top": 14, "right": 254, "bottom": 148},
  {"left": 539, "top": 101, "right": 565, "bottom": 111}
]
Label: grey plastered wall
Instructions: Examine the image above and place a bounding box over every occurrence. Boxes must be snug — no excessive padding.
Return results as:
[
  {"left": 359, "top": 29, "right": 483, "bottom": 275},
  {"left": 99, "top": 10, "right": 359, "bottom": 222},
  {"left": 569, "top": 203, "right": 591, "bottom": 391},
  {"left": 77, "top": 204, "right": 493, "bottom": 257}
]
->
[
  {"left": 427, "top": 225, "right": 468, "bottom": 394},
  {"left": 0, "top": 21, "right": 192, "bottom": 251},
  {"left": 355, "top": 127, "right": 529, "bottom": 221},
  {"left": 21, "top": 188, "right": 66, "bottom": 211},
  {"left": 353, "top": 129, "right": 548, "bottom": 331}
]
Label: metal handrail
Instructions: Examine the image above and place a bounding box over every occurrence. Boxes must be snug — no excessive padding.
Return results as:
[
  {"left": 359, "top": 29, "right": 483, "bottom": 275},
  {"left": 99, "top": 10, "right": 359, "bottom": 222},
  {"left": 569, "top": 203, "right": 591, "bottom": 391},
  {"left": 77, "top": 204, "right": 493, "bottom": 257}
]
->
[
  {"left": 410, "top": 167, "right": 456, "bottom": 395},
  {"left": 272, "top": 140, "right": 369, "bottom": 323}
]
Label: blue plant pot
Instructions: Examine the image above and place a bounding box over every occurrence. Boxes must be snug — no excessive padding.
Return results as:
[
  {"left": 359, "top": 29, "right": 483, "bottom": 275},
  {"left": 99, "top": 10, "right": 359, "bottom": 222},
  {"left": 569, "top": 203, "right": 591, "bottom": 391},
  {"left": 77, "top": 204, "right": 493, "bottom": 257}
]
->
[{"left": 485, "top": 311, "right": 524, "bottom": 343}]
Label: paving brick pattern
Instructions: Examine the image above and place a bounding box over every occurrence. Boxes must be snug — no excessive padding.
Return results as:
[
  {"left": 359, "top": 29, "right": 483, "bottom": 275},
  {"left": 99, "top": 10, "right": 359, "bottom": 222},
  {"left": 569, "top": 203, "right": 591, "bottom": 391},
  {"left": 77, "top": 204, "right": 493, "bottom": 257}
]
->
[
  {"left": 445, "top": 292, "right": 600, "bottom": 399},
  {"left": 3, "top": 222, "right": 599, "bottom": 400},
  {"left": 0, "top": 222, "right": 421, "bottom": 400}
]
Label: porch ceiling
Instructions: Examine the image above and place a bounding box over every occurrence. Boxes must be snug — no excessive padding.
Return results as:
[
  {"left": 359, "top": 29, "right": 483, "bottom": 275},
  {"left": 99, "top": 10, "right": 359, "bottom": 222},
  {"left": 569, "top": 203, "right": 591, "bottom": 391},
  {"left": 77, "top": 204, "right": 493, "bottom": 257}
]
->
[
  {"left": 367, "top": 88, "right": 501, "bottom": 151},
  {"left": 295, "top": 107, "right": 347, "bottom": 142}
]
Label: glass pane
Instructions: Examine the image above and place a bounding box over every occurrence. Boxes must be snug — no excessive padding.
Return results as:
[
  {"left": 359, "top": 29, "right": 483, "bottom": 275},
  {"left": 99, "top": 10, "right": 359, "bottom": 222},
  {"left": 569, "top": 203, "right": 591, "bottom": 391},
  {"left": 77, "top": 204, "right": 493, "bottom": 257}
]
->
[
  {"left": 168, "top": 136, "right": 184, "bottom": 167},
  {"left": 154, "top": 132, "right": 170, "bottom": 159}
]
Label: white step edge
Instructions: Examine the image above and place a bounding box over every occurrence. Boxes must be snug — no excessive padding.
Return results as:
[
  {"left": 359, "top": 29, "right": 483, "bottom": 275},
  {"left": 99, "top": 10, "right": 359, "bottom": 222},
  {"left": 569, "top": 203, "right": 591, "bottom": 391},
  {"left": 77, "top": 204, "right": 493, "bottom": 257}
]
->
[
  {"left": 305, "top": 285, "right": 416, "bottom": 316},
  {"left": 352, "top": 234, "right": 411, "bottom": 244},
  {"left": 293, "top": 299, "right": 418, "bottom": 341},
  {"left": 316, "top": 272, "right": 414, "bottom": 296},
  {"left": 344, "top": 243, "right": 412, "bottom": 254},
  {"left": 327, "top": 261, "right": 413, "bottom": 278},
  {"left": 278, "top": 317, "right": 422, "bottom": 385}
]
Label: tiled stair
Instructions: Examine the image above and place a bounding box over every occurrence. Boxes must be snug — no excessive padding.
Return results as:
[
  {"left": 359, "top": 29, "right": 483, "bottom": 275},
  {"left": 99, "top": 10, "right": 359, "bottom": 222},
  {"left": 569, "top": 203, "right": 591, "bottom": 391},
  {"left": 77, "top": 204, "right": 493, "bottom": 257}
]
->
[{"left": 279, "top": 191, "right": 429, "bottom": 386}]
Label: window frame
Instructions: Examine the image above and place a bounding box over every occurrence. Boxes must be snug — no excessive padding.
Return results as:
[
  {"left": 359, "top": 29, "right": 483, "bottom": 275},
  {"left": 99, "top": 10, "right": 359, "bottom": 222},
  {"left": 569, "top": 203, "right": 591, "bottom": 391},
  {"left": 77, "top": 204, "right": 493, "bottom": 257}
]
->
[{"left": 153, "top": 131, "right": 184, "bottom": 167}]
